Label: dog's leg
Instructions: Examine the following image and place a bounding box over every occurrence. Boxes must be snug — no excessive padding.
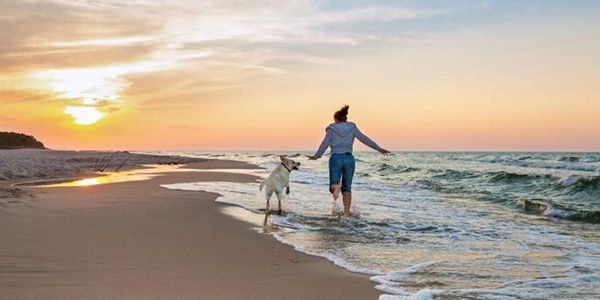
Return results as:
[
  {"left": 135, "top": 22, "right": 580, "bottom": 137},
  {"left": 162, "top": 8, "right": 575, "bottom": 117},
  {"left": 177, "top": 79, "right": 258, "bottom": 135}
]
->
[
  {"left": 265, "top": 190, "right": 273, "bottom": 213},
  {"left": 285, "top": 184, "right": 290, "bottom": 195},
  {"left": 263, "top": 212, "right": 269, "bottom": 228},
  {"left": 275, "top": 191, "right": 283, "bottom": 215}
]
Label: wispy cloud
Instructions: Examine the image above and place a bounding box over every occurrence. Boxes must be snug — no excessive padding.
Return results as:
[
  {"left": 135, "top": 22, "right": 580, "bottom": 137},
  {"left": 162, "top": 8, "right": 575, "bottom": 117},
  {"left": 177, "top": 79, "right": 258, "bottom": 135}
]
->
[
  {"left": 310, "top": 6, "right": 441, "bottom": 24},
  {"left": 0, "top": 0, "right": 457, "bottom": 124}
]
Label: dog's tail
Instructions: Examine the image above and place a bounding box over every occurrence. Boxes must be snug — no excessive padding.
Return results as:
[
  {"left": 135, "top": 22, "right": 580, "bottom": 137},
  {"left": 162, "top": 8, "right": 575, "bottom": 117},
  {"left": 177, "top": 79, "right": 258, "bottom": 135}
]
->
[{"left": 259, "top": 180, "right": 265, "bottom": 191}]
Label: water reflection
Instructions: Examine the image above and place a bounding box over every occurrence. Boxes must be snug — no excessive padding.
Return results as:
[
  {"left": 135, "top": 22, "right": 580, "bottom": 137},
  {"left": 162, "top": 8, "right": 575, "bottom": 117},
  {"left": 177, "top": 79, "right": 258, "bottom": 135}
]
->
[
  {"left": 36, "top": 164, "right": 183, "bottom": 187},
  {"left": 31, "top": 164, "right": 259, "bottom": 188},
  {"left": 40, "top": 172, "right": 158, "bottom": 187}
]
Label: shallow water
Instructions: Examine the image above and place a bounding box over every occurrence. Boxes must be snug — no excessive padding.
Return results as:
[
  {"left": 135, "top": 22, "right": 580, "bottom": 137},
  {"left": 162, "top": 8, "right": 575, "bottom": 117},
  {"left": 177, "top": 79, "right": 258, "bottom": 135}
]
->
[
  {"left": 22, "top": 164, "right": 181, "bottom": 187},
  {"left": 156, "top": 151, "right": 600, "bottom": 299}
]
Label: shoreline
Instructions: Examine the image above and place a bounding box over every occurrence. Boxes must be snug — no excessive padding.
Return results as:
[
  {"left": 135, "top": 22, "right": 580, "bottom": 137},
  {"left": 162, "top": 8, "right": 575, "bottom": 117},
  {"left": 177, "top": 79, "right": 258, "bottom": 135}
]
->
[
  {"left": 0, "top": 157, "right": 379, "bottom": 299},
  {"left": 0, "top": 149, "right": 204, "bottom": 184}
]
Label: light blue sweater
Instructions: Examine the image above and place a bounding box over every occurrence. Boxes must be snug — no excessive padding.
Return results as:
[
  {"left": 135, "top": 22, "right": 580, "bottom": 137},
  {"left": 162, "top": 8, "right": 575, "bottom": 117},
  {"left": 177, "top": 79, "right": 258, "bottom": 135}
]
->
[{"left": 313, "top": 122, "right": 382, "bottom": 158}]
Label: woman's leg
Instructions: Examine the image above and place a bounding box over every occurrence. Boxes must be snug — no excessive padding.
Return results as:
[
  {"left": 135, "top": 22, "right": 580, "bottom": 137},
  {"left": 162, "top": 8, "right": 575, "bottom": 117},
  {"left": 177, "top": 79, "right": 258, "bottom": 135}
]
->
[
  {"left": 341, "top": 155, "right": 356, "bottom": 216},
  {"left": 328, "top": 155, "right": 343, "bottom": 200}
]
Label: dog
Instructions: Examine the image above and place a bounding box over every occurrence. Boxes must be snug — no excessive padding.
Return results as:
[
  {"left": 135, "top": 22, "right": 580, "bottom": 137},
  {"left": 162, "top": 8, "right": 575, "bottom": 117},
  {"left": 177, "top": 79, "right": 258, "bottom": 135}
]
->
[{"left": 259, "top": 155, "right": 300, "bottom": 214}]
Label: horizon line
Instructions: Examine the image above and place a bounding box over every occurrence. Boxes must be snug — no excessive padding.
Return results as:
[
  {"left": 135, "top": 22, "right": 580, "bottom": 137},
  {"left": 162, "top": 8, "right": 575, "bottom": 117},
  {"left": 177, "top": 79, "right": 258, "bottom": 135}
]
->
[{"left": 39, "top": 148, "right": 600, "bottom": 153}]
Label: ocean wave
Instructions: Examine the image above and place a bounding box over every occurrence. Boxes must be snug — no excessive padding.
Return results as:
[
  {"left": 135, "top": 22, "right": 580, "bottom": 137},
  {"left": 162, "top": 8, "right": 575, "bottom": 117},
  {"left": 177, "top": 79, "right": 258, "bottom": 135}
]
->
[
  {"left": 486, "top": 171, "right": 555, "bottom": 183},
  {"left": 409, "top": 167, "right": 600, "bottom": 222},
  {"left": 557, "top": 174, "right": 600, "bottom": 190},
  {"left": 448, "top": 153, "right": 524, "bottom": 164},
  {"left": 517, "top": 199, "right": 600, "bottom": 223},
  {"left": 448, "top": 154, "right": 600, "bottom": 172},
  {"left": 414, "top": 179, "right": 470, "bottom": 194},
  {"left": 559, "top": 156, "right": 580, "bottom": 162},
  {"left": 377, "top": 163, "right": 420, "bottom": 174},
  {"left": 429, "top": 169, "right": 478, "bottom": 180},
  {"left": 419, "top": 169, "right": 558, "bottom": 185},
  {"left": 581, "top": 156, "right": 600, "bottom": 163}
]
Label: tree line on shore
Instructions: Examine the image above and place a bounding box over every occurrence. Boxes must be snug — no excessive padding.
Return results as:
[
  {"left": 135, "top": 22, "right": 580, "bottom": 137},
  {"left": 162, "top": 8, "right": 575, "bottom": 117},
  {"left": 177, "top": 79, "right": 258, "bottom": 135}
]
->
[{"left": 0, "top": 131, "right": 45, "bottom": 149}]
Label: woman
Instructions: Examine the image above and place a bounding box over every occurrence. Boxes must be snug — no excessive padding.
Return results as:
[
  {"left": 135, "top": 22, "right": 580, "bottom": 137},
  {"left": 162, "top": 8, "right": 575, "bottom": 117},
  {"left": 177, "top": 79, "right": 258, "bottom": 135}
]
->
[{"left": 308, "top": 105, "right": 390, "bottom": 216}]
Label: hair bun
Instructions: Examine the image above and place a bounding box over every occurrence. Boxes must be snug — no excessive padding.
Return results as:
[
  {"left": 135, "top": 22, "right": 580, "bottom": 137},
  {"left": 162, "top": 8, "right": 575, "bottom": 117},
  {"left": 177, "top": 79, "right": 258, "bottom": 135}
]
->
[
  {"left": 340, "top": 105, "right": 349, "bottom": 114},
  {"left": 334, "top": 105, "right": 349, "bottom": 121}
]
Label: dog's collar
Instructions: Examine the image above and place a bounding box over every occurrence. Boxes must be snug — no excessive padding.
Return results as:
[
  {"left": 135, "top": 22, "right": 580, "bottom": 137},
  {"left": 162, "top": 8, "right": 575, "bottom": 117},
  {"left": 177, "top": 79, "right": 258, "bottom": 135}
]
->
[{"left": 281, "top": 163, "right": 292, "bottom": 172}]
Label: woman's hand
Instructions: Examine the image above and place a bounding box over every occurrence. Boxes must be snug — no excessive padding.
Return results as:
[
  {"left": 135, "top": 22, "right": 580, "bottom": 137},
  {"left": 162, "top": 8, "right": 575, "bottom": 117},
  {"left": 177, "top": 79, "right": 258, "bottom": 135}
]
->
[
  {"left": 306, "top": 155, "right": 318, "bottom": 160},
  {"left": 379, "top": 148, "right": 391, "bottom": 156}
]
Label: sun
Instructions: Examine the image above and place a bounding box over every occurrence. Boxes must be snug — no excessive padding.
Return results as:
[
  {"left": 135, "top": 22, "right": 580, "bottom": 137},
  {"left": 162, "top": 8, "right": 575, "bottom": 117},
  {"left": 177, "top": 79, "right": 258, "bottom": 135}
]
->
[{"left": 63, "top": 106, "right": 105, "bottom": 125}]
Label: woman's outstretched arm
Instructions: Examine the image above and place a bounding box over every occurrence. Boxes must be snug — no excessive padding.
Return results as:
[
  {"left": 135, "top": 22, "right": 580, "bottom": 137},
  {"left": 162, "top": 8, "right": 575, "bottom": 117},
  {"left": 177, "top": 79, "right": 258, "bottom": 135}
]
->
[
  {"left": 355, "top": 126, "right": 391, "bottom": 155},
  {"left": 308, "top": 129, "right": 333, "bottom": 160}
]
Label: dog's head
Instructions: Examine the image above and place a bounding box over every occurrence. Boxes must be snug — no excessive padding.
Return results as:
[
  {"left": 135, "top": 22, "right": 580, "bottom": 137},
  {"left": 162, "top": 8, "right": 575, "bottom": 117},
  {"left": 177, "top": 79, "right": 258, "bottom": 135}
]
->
[{"left": 280, "top": 155, "right": 300, "bottom": 171}]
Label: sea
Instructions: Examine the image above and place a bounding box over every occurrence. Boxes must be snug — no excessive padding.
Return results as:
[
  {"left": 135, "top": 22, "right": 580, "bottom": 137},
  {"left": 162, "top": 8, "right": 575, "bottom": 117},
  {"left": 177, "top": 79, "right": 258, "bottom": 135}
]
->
[{"left": 150, "top": 151, "right": 600, "bottom": 300}]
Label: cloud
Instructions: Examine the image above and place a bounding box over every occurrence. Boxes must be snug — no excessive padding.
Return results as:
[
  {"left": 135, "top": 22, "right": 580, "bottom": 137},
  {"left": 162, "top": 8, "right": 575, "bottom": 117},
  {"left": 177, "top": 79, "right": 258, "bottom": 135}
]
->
[
  {"left": 0, "top": 0, "right": 164, "bottom": 73},
  {"left": 1, "top": 0, "right": 456, "bottom": 124},
  {"left": 310, "top": 6, "right": 441, "bottom": 24},
  {"left": 1, "top": 1, "right": 445, "bottom": 75}
]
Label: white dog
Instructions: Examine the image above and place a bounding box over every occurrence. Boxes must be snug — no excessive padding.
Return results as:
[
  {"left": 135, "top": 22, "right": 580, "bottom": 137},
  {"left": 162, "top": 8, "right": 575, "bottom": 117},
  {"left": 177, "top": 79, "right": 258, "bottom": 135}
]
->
[{"left": 259, "top": 155, "right": 300, "bottom": 214}]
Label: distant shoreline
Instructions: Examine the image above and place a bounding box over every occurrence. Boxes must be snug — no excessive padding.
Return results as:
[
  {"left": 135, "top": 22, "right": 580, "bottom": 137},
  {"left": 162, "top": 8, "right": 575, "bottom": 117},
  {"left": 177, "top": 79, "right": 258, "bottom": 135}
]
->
[{"left": 0, "top": 149, "right": 203, "bottom": 182}]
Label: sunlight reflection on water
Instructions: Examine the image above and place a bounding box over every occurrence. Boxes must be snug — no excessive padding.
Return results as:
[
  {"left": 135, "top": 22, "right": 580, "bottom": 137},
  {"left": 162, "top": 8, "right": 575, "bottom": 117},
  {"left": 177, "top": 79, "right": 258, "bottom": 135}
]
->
[{"left": 34, "top": 164, "right": 260, "bottom": 188}]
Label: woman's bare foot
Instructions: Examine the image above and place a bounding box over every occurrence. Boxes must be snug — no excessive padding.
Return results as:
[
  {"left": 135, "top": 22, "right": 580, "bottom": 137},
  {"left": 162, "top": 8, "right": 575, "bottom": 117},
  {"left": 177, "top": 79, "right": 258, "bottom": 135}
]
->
[{"left": 330, "top": 183, "right": 342, "bottom": 200}]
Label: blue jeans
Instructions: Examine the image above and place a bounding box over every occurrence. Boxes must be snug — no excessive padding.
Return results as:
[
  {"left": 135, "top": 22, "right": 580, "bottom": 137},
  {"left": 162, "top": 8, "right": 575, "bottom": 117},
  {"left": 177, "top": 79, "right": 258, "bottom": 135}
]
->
[{"left": 329, "top": 153, "right": 355, "bottom": 193}]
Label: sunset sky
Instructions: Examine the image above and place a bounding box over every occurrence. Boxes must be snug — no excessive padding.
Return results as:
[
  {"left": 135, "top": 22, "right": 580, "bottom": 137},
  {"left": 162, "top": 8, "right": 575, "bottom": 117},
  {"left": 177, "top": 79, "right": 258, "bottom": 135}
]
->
[{"left": 1, "top": 0, "right": 599, "bottom": 151}]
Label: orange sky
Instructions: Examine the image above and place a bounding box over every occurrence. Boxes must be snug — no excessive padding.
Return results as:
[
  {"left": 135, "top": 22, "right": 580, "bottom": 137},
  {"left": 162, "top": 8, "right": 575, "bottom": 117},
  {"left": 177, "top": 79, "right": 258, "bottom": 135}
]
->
[{"left": 1, "top": 1, "right": 599, "bottom": 151}]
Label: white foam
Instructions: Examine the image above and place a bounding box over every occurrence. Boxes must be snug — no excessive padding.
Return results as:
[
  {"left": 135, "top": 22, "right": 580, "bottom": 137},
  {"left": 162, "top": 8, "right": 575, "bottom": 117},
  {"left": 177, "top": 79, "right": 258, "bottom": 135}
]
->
[
  {"left": 271, "top": 232, "right": 381, "bottom": 275},
  {"left": 377, "top": 288, "right": 435, "bottom": 300},
  {"left": 371, "top": 261, "right": 442, "bottom": 299},
  {"left": 558, "top": 174, "right": 584, "bottom": 187}
]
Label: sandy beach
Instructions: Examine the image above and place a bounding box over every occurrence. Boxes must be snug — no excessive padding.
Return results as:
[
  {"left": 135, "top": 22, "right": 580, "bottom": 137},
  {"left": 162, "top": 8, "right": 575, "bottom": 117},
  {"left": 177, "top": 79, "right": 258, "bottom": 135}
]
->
[
  {"left": 0, "top": 151, "right": 378, "bottom": 299},
  {"left": 2, "top": 2, "right": 599, "bottom": 298}
]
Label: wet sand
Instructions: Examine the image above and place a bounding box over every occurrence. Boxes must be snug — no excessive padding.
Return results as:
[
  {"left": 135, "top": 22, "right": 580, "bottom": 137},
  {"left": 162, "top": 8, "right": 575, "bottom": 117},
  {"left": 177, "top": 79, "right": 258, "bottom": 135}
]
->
[{"left": 0, "top": 160, "right": 378, "bottom": 299}]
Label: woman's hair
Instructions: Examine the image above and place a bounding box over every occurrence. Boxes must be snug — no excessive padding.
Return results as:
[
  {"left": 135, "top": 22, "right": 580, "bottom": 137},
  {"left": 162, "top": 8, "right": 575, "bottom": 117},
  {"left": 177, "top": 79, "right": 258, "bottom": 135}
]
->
[{"left": 334, "top": 105, "right": 349, "bottom": 122}]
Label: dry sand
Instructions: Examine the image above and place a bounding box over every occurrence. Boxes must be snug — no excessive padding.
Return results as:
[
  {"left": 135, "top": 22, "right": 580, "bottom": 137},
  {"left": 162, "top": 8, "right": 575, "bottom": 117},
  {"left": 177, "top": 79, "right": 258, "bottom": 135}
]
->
[{"left": 0, "top": 159, "right": 379, "bottom": 299}]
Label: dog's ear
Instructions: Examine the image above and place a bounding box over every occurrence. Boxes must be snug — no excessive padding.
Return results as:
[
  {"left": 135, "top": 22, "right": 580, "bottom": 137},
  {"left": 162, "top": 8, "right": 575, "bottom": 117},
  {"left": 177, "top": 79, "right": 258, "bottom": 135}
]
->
[{"left": 279, "top": 155, "right": 287, "bottom": 161}]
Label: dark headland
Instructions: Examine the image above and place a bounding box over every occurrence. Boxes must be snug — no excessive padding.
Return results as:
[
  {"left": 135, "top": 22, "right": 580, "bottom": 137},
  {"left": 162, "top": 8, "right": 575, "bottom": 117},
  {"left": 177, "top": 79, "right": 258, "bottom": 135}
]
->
[{"left": 0, "top": 131, "right": 46, "bottom": 149}]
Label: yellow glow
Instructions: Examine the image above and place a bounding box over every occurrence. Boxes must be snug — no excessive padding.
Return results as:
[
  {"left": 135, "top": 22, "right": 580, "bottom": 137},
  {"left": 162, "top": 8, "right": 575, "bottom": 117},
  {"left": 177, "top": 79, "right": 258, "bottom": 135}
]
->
[
  {"left": 38, "top": 165, "right": 255, "bottom": 188},
  {"left": 74, "top": 178, "right": 100, "bottom": 186},
  {"left": 42, "top": 172, "right": 159, "bottom": 187},
  {"left": 32, "top": 61, "right": 174, "bottom": 126},
  {"left": 63, "top": 106, "right": 105, "bottom": 125}
]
